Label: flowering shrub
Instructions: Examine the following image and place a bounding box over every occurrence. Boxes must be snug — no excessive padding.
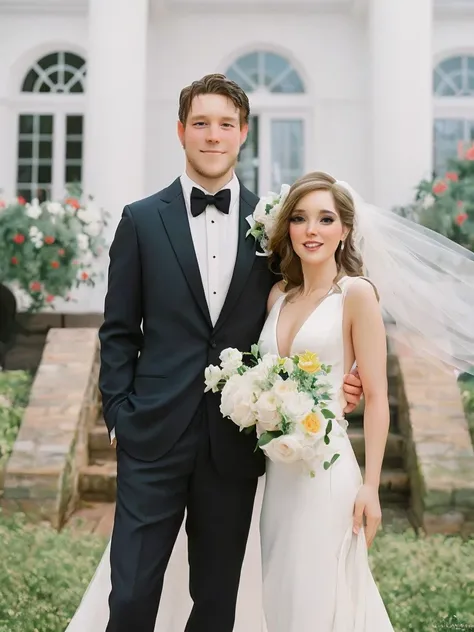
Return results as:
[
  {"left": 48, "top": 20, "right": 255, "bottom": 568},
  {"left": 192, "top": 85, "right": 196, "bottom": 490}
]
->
[
  {"left": 395, "top": 143, "right": 474, "bottom": 252},
  {"left": 0, "top": 193, "right": 108, "bottom": 312}
]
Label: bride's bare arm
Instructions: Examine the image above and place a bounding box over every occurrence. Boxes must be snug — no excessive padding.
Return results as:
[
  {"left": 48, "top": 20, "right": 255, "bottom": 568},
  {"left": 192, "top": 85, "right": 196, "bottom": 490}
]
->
[{"left": 345, "top": 278, "right": 389, "bottom": 545}]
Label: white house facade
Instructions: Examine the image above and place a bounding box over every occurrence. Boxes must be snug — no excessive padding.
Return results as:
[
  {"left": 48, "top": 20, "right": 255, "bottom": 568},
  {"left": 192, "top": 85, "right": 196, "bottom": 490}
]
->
[{"left": 0, "top": 0, "right": 473, "bottom": 314}]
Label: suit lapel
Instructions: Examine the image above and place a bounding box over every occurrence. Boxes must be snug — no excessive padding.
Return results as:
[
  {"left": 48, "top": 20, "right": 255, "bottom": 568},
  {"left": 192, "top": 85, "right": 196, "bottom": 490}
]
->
[
  {"left": 213, "top": 185, "right": 258, "bottom": 335},
  {"left": 158, "top": 178, "right": 212, "bottom": 328}
]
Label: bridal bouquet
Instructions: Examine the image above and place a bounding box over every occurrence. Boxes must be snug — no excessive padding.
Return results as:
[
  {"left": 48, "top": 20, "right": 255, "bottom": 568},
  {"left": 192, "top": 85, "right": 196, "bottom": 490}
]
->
[{"left": 205, "top": 345, "right": 345, "bottom": 476}]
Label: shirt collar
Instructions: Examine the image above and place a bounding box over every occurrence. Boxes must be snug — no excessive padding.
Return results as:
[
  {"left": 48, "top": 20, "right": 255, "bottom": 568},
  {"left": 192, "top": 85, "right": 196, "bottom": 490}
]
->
[{"left": 180, "top": 171, "right": 240, "bottom": 214}]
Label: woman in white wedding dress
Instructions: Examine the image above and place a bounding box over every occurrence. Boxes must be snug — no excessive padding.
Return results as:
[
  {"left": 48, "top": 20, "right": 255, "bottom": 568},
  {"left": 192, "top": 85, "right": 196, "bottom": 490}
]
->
[{"left": 66, "top": 172, "right": 394, "bottom": 632}]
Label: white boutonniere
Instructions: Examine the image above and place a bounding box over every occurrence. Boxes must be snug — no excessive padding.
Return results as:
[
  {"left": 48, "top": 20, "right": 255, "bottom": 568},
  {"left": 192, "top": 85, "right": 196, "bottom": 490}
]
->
[{"left": 246, "top": 184, "right": 291, "bottom": 255}]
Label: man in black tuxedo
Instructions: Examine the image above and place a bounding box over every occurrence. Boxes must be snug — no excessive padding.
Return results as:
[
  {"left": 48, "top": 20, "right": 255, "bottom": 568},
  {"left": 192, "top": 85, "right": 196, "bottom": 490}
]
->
[{"left": 98, "top": 73, "right": 362, "bottom": 632}]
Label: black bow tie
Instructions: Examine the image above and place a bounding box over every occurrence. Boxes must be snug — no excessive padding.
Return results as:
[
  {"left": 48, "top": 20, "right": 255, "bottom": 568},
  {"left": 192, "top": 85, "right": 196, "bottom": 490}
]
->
[{"left": 190, "top": 187, "right": 231, "bottom": 217}]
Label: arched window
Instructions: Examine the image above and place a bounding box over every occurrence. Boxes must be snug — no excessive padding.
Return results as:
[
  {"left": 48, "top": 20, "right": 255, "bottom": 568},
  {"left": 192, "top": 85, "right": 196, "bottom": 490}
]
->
[
  {"left": 16, "top": 51, "right": 86, "bottom": 202},
  {"left": 226, "top": 51, "right": 307, "bottom": 194},
  {"left": 433, "top": 55, "right": 474, "bottom": 175}
]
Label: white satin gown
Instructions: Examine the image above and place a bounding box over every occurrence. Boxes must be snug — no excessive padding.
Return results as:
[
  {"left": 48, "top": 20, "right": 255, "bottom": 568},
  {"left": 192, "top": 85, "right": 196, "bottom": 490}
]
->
[{"left": 65, "top": 276, "right": 394, "bottom": 632}]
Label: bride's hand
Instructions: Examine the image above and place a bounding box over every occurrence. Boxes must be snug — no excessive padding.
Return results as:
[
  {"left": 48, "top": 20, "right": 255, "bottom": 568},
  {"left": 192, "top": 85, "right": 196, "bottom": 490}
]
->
[{"left": 352, "top": 484, "right": 382, "bottom": 547}]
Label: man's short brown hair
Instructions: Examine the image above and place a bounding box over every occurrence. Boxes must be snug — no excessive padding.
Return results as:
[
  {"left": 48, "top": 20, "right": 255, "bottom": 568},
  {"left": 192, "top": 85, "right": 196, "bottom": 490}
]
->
[{"left": 178, "top": 73, "right": 250, "bottom": 127}]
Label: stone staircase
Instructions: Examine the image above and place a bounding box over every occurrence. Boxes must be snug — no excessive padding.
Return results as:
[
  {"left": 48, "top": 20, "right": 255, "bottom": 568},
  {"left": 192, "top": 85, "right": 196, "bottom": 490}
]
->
[{"left": 79, "top": 351, "right": 410, "bottom": 510}]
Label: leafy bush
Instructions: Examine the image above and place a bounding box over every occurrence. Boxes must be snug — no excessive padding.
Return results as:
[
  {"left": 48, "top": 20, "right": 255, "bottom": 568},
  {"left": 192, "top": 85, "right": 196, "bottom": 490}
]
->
[{"left": 0, "top": 371, "right": 32, "bottom": 464}]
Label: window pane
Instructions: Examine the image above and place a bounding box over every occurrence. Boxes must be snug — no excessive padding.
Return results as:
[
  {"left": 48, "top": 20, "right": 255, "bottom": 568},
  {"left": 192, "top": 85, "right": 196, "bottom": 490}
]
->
[
  {"left": 38, "top": 165, "right": 52, "bottom": 184},
  {"left": 39, "top": 115, "right": 54, "bottom": 135},
  {"left": 225, "top": 68, "right": 254, "bottom": 93},
  {"left": 236, "top": 115, "right": 259, "bottom": 193},
  {"left": 67, "top": 115, "right": 83, "bottom": 135},
  {"left": 21, "top": 69, "right": 39, "bottom": 92},
  {"left": 17, "top": 188, "right": 32, "bottom": 203},
  {"left": 439, "top": 56, "right": 462, "bottom": 75},
  {"left": 234, "top": 53, "right": 259, "bottom": 87},
  {"left": 69, "top": 80, "right": 85, "bottom": 93},
  {"left": 39, "top": 141, "right": 53, "bottom": 159},
  {"left": 66, "top": 164, "right": 82, "bottom": 183},
  {"left": 65, "top": 52, "right": 85, "bottom": 69},
  {"left": 17, "top": 165, "right": 32, "bottom": 183},
  {"left": 39, "top": 81, "right": 51, "bottom": 93},
  {"left": 38, "top": 53, "right": 59, "bottom": 71},
  {"left": 18, "top": 140, "right": 33, "bottom": 158},
  {"left": 271, "top": 69, "right": 305, "bottom": 94},
  {"left": 271, "top": 119, "right": 304, "bottom": 190},
  {"left": 66, "top": 141, "right": 82, "bottom": 160},
  {"left": 19, "top": 115, "right": 34, "bottom": 134},
  {"left": 264, "top": 52, "right": 290, "bottom": 87}
]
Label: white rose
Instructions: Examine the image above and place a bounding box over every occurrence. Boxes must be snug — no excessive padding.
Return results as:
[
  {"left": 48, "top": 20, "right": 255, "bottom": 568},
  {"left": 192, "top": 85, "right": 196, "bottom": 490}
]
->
[
  {"left": 250, "top": 353, "right": 279, "bottom": 384},
  {"left": 253, "top": 391, "right": 280, "bottom": 431},
  {"left": 272, "top": 377, "right": 298, "bottom": 400},
  {"left": 84, "top": 221, "right": 102, "bottom": 237},
  {"left": 29, "top": 226, "right": 39, "bottom": 237},
  {"left": 282, "top": 358, "right": 295, "bottom": 375},
  {"left": 47, "top": 202, "right": 64, "bottom": 217},
  {"left": 26, "top": 200, "right": 42, "bottom": 219},
  {"left": 422, "top": 194, "right": 435, "bottom": 209},
  {"left": 77, "top": 205, "right": 102, "bottom": 225},
  {"left": 77, "top": 233, "right": 90, "bottom": 251},
  {"left": 279, "top": 390, "right": 314, "bottom": 423},
  {"left": 204, "top": 365, "right": 223, "bottom": 393},
  {"left": 253, "top": 196, "right": 271, "bottom": 224},
  {"left": 220, "top": 373, "right": 256, "bottom": 428},
  {"left": 262, "top": 434, "right": 303, "bottom": 464},
  {"left": 219, "top": 348, "right": 243, "bottom": 377}
]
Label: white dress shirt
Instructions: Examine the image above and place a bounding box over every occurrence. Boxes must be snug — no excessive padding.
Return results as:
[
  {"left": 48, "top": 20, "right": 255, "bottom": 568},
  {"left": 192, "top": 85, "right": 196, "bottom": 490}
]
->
[
  {"left": 110, "top": 172, "right": 240, "bottom": 444},
  {"left": 180, "top": 171, "right": 240, "bottom": 326}
]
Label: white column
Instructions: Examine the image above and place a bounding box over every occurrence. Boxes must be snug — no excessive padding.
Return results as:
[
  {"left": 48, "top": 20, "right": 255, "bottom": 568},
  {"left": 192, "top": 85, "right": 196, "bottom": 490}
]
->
[
  {"left": 369, "top": 0, "right": 433, "bottom": 208},
  {"left": 80, "top": 0, "right": 149, "bottom": 313}
]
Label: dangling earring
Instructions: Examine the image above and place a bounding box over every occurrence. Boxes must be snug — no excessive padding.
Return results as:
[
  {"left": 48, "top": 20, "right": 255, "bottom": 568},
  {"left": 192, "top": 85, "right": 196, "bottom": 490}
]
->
[{"left": 340, "top": 241, "right": 345, "bottom": 252}]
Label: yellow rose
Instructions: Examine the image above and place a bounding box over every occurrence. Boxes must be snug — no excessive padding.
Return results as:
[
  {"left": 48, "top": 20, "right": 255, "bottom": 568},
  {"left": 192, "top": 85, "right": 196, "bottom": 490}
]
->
[
  {"left": 297, "top": 351, "right": 321, "bottom": 374},
  {"left": 302, "top": 412, "right": 322, "bottom": 434}
]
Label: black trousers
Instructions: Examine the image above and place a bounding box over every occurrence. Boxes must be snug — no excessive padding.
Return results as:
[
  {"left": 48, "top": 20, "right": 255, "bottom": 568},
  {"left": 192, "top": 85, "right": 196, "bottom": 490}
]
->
[{"left": 106, "top": 408, "right": 259, "bottom": 632}]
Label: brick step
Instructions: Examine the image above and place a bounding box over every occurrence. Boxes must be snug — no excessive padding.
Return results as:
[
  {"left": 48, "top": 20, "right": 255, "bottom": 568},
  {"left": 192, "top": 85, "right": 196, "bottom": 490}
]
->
[
  {"left": 89, "top": 425, "right": 116, "bottom": 463},
  {"left": 79, "top": 462, "right": 117, "bottom": 502},
  {"left": 348, "top": 429, "right": 405, "bottom": 468}
]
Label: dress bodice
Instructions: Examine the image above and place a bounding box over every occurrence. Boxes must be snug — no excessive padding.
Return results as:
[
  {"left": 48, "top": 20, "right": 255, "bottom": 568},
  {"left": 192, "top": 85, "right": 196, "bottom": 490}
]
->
[{"left": 258, "top": 276, "right": 356, "bottom": 419}]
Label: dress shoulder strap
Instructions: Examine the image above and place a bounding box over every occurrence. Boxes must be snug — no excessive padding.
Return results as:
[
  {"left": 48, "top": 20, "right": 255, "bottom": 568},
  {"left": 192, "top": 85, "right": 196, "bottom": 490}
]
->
[{"left": 339, "top": 275, "right": 379, "bottom": 302}]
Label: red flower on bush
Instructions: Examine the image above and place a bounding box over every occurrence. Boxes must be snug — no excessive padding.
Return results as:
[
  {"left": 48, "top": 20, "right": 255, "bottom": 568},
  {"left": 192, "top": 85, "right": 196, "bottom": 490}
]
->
[
  {"left": 80, "top": 271, "right": 89, "bottom": 280},
  {"left": 30, "top": 281, "right": 42, "bottom": 292},
  {"left": 17, "top": 196, "right": 26, "bottom": 205},
  {"left": 445, "top": 172, "right": 459, "bottom": 182},
  {"left": 51, "top": 260, "right": 60, "bottom": 269},
  {"left": 0, "top": 201, "right": 5, "bottom": 209},
  {"left": 13, "top": 233, "right": 25, "bottom": 244},
  {"left": 432, "top": 181, "right": 448, "bottom": 195},
  {"left": 58, "top": 248, "right": 65, "bottom": 256},
  {"left": 455, "top": 212, "right": 468, "bottom": 226},
  {"left": 11, "top": 256, "right": 18, "bottom": 265},
  {"left": 65, "top": 197, "right": 80, "bottom": 210},
  {"left": 46, "top": 294, "right": 55, "bottom": 303},
  {"left": 44, "top": 235, "right": 55, "bottom": 245},
  {"left": 465, "top": 146, "right": 474, "bottom": 160}
]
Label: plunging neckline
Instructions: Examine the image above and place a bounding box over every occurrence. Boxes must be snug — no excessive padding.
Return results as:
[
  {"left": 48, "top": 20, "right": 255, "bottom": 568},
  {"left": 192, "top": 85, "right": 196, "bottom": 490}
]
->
[{"left": 274, "top": 278, "right": 346, "bottom": 358}]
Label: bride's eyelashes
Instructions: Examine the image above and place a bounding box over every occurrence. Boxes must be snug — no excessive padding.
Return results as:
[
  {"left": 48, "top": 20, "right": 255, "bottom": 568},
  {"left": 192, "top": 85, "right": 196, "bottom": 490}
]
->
[{"left": 289, "top": 214, "right": 335, "bottom": 225}]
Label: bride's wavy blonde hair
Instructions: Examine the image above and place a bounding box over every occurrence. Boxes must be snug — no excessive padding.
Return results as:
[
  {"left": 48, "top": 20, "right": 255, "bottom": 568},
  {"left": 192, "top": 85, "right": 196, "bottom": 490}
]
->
[{"left": 269, "top": 171, "right": 363, "bottom": 292}]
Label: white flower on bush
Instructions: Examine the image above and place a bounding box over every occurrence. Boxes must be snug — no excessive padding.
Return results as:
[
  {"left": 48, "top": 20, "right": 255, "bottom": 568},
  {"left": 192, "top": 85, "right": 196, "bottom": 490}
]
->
[
  {"left": 47, "top": 201, "right": 65, "bottom": 217},
  {"left": 422, "top": 194, "right": 435, "bottom": 210},
  {"left": 77, "top": 204, "right": 102, "bottom": 225},
  {"left": 29, "top": 226, "right": 43, "bottom": 249},
  {"left": 84, "top": 221, "right": 102, "bottom": 238},
  {"left": 253, "top": 390, "right": 280, "bottom": 431},
  {"left": 26, "top": 199, "right": 42, "bottom": 219},
  {"left": 77, "top": 233, "right": 90, "bottom": 251},
  {"left": 262, "top": 434, "right": 303, "bottom": 464},
  {"left": 219, "top": 348, "right": 243, "bottom": 377},
  {"left": 204, "top": 365, "right": 223, "bottom": 393},
  {"left": 220, "top": 373, "right": 256, "bottom": 428}
]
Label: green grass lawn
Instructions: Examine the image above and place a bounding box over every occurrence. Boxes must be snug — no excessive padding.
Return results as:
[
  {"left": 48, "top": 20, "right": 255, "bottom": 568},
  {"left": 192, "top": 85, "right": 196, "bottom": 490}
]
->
[
  {"left": 0, "top": 370, "right": 32, "bottom": 467},
  {"left": 0, "top": 513, "right": 472, "bottom": 632}
]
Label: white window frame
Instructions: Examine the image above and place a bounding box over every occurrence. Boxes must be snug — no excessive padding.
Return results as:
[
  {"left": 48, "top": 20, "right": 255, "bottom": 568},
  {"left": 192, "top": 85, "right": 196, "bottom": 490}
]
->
[{"left": 13, "top": 97, "right": 85, "bottom": 200}]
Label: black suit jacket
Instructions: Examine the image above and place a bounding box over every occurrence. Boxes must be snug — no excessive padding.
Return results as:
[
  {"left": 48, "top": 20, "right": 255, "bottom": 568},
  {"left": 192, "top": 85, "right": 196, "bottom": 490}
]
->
[{"left": 98, "top": 177, "right": 275, "bottom": 478}]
